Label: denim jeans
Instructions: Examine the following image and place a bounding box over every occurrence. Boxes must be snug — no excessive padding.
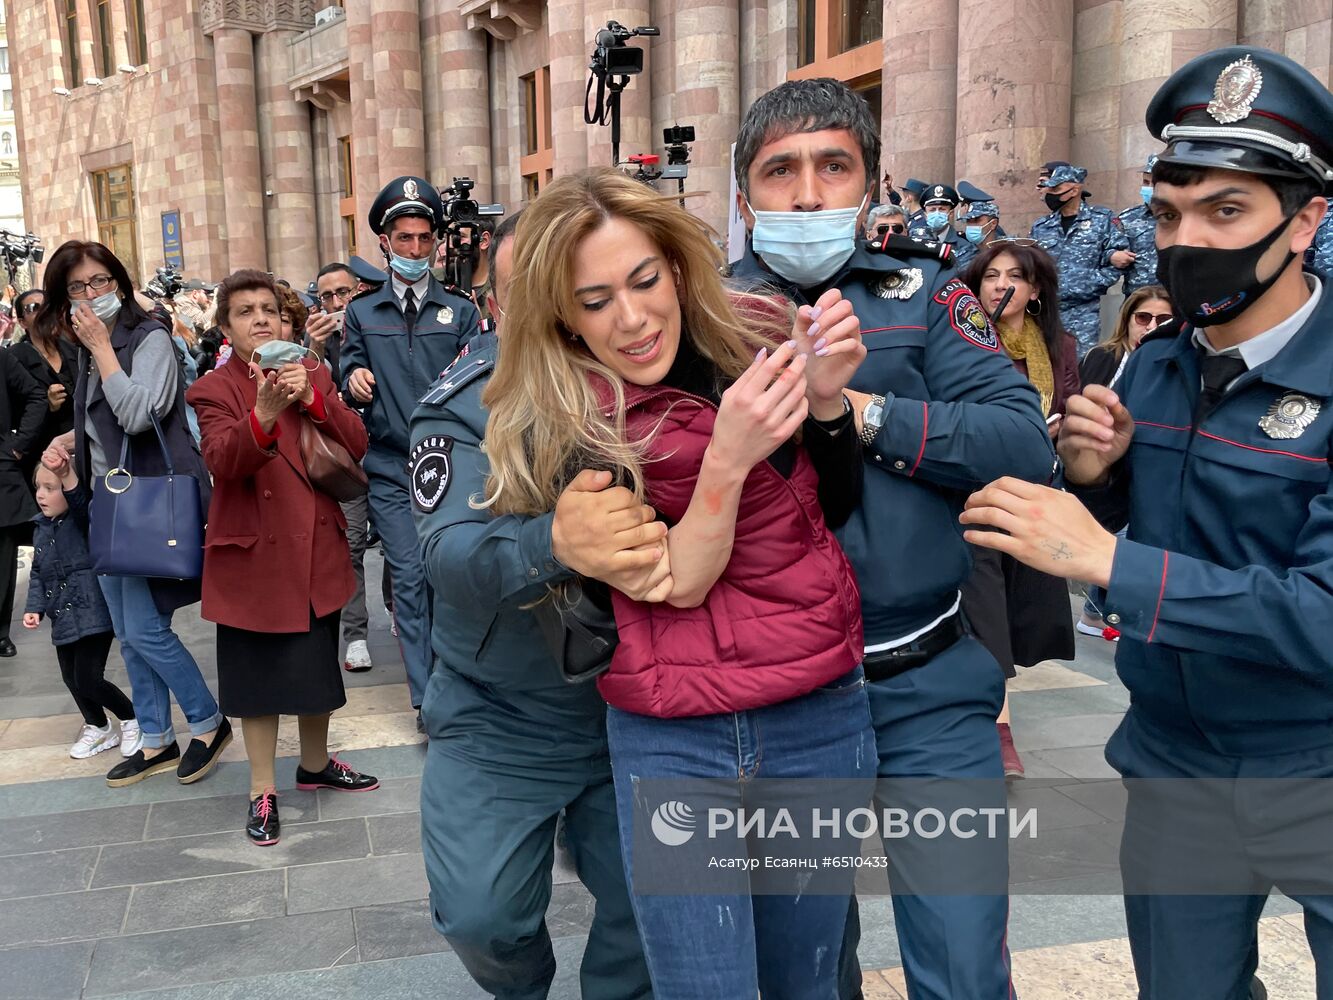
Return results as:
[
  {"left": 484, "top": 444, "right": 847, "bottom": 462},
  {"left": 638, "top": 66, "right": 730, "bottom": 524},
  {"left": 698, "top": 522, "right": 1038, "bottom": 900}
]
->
[
  {"left": 606, "top": 667, "right": 876, "bottom": 1000},
  {"left": 98, "top": 575, "right": 222, "bottom": 749}
]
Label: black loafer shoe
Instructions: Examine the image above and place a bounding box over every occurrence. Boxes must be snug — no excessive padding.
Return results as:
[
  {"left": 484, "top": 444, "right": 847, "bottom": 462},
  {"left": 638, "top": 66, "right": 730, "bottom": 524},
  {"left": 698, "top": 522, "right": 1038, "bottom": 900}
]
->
[
  {"left": 178, "top": 718, "right": 233, "bottom": 784},
  {"left": 246, "top": 790, "right": 281, "bottom": 846},
  {"left": 0, "top": 637, "right": 15, "bottom": 657},
  {"left": 295, "top": 756, "right": 379, "bottom": 792},
  {"left": 107, "top": 743, "right": 181, "bottom": 787}
]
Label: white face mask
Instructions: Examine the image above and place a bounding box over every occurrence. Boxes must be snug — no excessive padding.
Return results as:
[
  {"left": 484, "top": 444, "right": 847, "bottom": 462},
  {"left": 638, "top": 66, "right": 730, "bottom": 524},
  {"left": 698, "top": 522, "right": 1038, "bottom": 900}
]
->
[
  {"left": 746, "top": 194, "right": 869, "bottom": 287},
  {"left": 70, "top": 289, "right": 122, "bottom": 326}
]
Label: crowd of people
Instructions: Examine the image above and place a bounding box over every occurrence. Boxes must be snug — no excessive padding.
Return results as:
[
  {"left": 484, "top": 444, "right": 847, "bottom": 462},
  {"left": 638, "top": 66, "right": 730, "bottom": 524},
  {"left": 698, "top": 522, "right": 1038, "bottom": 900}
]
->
[{"left": 2, "top": 40, "right": 1332, "bottom": 1000}]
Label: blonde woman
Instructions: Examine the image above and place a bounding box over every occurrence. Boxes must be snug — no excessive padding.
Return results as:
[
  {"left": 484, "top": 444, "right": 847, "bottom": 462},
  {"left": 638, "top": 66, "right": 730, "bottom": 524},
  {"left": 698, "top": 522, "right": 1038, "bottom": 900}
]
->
[{"left": 481, "top": 169, "right": 875, "bottom": 998}]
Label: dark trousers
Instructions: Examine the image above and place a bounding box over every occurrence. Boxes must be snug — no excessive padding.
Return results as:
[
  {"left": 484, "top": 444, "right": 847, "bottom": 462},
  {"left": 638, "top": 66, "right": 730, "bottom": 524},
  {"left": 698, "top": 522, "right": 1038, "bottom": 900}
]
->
[
  {"left": 55, "top": 631, "right": 135, "bottom": 728},
  {"left": 0, "top": 524, "right": 22, "bottom": 640}
]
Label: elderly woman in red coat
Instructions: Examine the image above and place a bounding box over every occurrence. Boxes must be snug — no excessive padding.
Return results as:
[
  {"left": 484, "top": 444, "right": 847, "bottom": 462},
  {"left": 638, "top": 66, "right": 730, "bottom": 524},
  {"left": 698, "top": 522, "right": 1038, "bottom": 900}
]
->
[{"left": 186, "top": 269, "right": 378, "bottom": 847}]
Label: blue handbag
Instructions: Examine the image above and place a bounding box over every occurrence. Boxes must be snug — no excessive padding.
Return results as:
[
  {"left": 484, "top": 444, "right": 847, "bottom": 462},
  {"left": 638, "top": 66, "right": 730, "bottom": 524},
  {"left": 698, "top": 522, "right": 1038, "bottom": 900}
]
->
[{"left": 89, "top": 411, "right": 204, "bottom": 580}]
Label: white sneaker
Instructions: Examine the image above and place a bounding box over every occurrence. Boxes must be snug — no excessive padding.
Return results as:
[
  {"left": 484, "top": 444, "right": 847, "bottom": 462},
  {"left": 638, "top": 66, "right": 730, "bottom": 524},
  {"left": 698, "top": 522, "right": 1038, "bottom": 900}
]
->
[
  {"left": 343, "top": 639, "right": 373, "bottom": 673},
  {"left": 70, "top": 724, "right": 121, "bottom": 759},
  {"left": 119, "top": 720, "right": 143, "bottom": 757}
]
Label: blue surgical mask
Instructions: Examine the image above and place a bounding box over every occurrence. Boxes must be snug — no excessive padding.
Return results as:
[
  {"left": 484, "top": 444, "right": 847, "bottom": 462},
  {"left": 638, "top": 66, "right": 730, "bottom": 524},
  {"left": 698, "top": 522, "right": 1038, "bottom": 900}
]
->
[
  {"left": 70, "top": 290, "right": 122, "bottom": 326},
  {"left": 1140, "top": 185, "right": 1153, "bottom": 206},
  {"left": 925, "top": 210, "right": 950, "bottom": 232},
  {"left": 250, "top": 339, "right": 317, "bottom": 374},
  {"left": 965, "top": 225, "right": 986, "bottom": 245},
  {"left": 389, "top": 253, "right": 431, "bottom": 282},
  {"left": 747, "top": 194, "right": 868, "bottom": 287}
]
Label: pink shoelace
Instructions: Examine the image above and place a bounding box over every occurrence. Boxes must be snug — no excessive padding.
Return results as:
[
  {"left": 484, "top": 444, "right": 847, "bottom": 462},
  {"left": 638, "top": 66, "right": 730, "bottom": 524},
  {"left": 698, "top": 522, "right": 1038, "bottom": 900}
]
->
[
  {"left": 254, "top": 790, "right": 276, "bottom": 820},
  {"left": 329, "top": 756, "right": 353, "bottom": 775}
]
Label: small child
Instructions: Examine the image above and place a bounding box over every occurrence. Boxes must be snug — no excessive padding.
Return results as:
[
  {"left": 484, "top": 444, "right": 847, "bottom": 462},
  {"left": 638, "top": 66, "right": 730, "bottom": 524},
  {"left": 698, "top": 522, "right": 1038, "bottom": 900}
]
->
[{"left": 24, "top": 455, "right": 140, "bottom": 759}]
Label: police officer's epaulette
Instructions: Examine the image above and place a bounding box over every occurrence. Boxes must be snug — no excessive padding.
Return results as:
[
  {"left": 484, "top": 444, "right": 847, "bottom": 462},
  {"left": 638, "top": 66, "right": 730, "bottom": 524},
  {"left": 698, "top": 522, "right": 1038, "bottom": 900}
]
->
[
  {"left": 419, "top": 350, "right": 493, "bottom": 407},
  {"left": 868, "top": 234, "right": 954, "bottom": 266},
  {"left": 350, "top": 285, "right": 381, "bottom": 303},
  {"left": 1140, "top": 316, "right": 1184, "bottom": 346}
]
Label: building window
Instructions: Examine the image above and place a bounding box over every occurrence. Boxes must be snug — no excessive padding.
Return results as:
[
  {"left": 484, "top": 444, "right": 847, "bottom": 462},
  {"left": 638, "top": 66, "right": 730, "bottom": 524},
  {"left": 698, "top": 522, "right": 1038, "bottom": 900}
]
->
[
  {"left": 125, "top": 0, "right": 148, "bottom": 66},
  {"left": 337, "top": 135, "right": 356, "bottom": 255},
  {"left": 0, "top": 45, "right": 9, "bottom": 74},
  {"left": 95, "top": 0, "right": 113, "bottom": 76},
  {"left": 793, "top": 0, "right": 882, "bottom": 76},
  {"left": 61, "top": 0, "right": 82, "bottom": 87},
  {"left": 92, "top": 164, "right": 140, "bottom": 282},
  {"left": 519, "top": 66, "right": 553, "bottom": 202},
  {"left": 1, "top": 90, "right": 11, "bottom": 113},
  {"left": 342, "top": 215, "right": 357, "bottom": 257},
  {"left": 1, "top": 133, "right": 12, "bottom": 156}
]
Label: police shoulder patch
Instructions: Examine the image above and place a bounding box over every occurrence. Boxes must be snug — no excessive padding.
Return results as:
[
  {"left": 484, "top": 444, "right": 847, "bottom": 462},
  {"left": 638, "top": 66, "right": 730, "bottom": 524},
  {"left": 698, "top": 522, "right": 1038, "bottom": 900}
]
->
[
  {"left": 410, "top": 436, "right": 454, "bottom": 513},
  {"left": 935, "top": 279, "right": 999, "bottom": 351}
]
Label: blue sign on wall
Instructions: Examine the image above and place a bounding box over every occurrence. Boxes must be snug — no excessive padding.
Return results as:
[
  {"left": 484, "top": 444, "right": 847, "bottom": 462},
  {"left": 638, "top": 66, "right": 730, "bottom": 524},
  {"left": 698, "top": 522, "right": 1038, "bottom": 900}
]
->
[{"left": 161, "top": 210, "right": 184, "bottom": 271}]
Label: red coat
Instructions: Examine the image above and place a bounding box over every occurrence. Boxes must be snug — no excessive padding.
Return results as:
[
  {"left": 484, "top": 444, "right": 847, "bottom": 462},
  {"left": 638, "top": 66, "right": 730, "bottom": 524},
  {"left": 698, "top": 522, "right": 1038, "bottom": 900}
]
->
[
  {"left": 185, "top": 353, "right": 369, "bottom": 633},
  {"left": 598, "top": 383, "right": 864, "bottom": 718}
]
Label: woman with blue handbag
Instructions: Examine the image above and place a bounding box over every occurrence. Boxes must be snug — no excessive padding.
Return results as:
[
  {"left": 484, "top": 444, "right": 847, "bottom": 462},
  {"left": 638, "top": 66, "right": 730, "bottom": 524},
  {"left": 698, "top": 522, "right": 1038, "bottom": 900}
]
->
[{"left": 36, "top": 241, "right": 231, "bottom": 788}]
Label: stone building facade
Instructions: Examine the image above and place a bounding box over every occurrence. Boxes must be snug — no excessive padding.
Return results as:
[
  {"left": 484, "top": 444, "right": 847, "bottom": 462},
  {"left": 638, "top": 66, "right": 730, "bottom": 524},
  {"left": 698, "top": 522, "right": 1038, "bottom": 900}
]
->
[{"left": 6, "top": 0, "right": 1332, "bottom": 286}]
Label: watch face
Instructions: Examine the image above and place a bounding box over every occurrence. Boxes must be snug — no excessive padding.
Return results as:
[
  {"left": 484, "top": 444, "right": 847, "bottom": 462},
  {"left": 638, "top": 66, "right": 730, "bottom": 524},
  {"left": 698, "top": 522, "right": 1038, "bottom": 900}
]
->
[{"left": 865, "top": 401, "right": 885, "bottom": 428}]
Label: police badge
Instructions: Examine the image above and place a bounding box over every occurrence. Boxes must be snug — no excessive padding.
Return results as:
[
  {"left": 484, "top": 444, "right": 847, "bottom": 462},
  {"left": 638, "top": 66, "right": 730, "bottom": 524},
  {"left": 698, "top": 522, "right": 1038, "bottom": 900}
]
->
[
  {"left": 1207, "top": 54, "right": 1263, "bottom": 125},
  {"left": 436, "top": 306, "right": 454, "bottom": 326},
  {"left": 411, "top": 436, "right": 454, "bottom": 512},
  {"left": 1258, "top": 393, "right": 1321, "bottom": 440},
  {"left": 874, "top": 268, "right": 924, "bottom": 301},
  {"left": 403, "top": 178, "right": 420, "bottom": 201}
]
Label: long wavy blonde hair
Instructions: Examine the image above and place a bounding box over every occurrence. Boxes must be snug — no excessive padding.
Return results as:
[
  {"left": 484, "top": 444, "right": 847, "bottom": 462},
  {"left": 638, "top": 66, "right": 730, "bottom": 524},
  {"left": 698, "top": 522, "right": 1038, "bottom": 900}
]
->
[{"left": 482, "top": 168, "right": 791, "bottom": 517}]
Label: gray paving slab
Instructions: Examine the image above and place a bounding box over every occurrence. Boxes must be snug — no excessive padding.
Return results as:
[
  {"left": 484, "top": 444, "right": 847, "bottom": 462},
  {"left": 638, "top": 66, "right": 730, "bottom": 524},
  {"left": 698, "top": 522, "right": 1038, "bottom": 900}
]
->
[
  {"left": 1012, "top": 712, "right": 1126, "bottom": 753},
  {"left": 145, "top": 789, "right": 320, "bottom": 840},
  {"left": 1009, "top": 683, "right": 1130, "bottom": 724},
  {"left": 1028, "top": 744, "right": 1120, "bottom": 781},
  {"left": 286, "top": 850, "right": 429, "bottom": 914},
  {"left": 84, "top": 910, "right": 357, "bottom": 997},
  {"left": 1009, "top": 819, "right": 1124, "bottom": 886},
  {"left": 1007, "top": 892, "right": 1129, "bottom": 950},
  {"left": 366, "top": 811, "right": 421, "bottom": 856},
  {"left": 0, "top": 846, "right": 99, "bottom": 899},
  {"left": 0, "top": 885, "right": 131, "bottom": 947},
  {"left": 313, "top": 775, "right": 420, "bottom": 820},
  {"left": 123, "top": 869, "right": 287, "bottom": 934},
  {"left": 0, "top": 938, "right": 96, "bottom": 999},
  {"left": 352, "top": 899, "right": 451, "bottom": 963},
  {"left": 91, "top": 818, "right": 370, "bottom": 888},
  {"left": 545, "top": 881, "right": 597, "bottom": 938},
  {"left": 1055, "top": 778, "right": 1129, "bottom": 822},
  {"left": 1004, "top": 782, "right": 1116, "bottom": 832},
  {"left": 0, "top": 804, "right": 148, "bottom": 857}
]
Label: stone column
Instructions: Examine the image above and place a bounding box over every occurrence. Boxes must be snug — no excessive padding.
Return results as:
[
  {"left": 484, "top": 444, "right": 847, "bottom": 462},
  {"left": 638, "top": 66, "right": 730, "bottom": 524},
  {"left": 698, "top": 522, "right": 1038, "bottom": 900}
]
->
[
  {"left": 212, "top": 27, "right": 267, "bottom": 271},
  {"left": 106, "top": 0, "right": 131, "bottom": 70},
  {"left": 423, "top": 0, "right": 492, "bottom": 198},
  {"left": 955, "top": 0, "right": 1073, "bottom": 233},
  {"left": 1237, "top": 0, "right": 1283, "bottom": 50},
  {"left": 346, "top": 0, "right": 380, "bottom": 255},
  {"left": 1116, "top": 0, "right": 1237, "bottom": 210},
  {"left": 1070, "top": 0, "right": 1121, "bottom": 221},
  {"left": 1282, "top": 6, "right": 1332, "bottom": 90},
  {"left": 585, "top": 0, "right": 651, "bottom": 169},
  {"left": 74, "top": 0, "right": 97, "bottom": 82},
  {"left": 671, "top": 0, "right": 740, "bottom": 234},
  {"left": 256, "top": 30, "right": 319, "bottom": 283},
  {"left": 310, "top": 108, "right": 340, "bottom": 268},
  {"left": 549, "top": 0, "right": 588, "bottom": 177},
  {"left": 881, "top": 0, "right": 959, "bottom": 192},
  {"left": 372, "top": 0, "right": 427, "bottom": 182}
]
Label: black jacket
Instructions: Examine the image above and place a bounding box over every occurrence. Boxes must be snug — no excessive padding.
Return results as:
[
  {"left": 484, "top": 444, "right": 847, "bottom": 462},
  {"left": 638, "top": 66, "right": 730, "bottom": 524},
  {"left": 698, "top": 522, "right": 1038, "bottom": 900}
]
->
[
  {"left": 11, "top": 338, "right": 78, "bottom": 478},
  {"left": 0, "top": 348, "right": 45, "bottom": 528}
]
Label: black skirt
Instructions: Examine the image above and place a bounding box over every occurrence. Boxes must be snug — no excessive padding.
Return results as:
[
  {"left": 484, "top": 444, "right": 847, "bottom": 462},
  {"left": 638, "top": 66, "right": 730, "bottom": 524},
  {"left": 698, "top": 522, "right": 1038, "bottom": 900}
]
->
[
  {"left": 962, "top": 544, "right": 1076, "bottom": 678},
  {"left": 217, "top": 609, "right": 346, "bottom": 718}
]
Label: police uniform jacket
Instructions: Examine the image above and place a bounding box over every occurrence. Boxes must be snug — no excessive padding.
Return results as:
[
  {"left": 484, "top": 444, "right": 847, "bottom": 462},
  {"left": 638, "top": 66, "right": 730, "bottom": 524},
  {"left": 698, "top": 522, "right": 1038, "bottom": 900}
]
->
[
  {"left": 732, "top": 242, "right": 1054, "bottom": 643},
  {"left": 408, "top": 336, "right": 610, "bottom": 752},
  {"left": 1073, "top": 277, "right": 1333, "bottom": 757},
  {"left": 908, "top": 223, "right": 977, "bottom": 271},
  {"left": 339, "top": 275, "right": 480, "bottom": 480},
  {"left": 1113, "top": 203, "right": 1160, "bottom": 294},
  {"left": 1030, "top": 203, "right": 1130, "bottom": 306}
]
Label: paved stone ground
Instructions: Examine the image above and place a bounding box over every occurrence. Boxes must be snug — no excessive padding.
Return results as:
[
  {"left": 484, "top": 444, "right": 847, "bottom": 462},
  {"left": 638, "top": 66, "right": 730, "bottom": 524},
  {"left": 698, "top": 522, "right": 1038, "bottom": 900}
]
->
[{"left": 0, "top": 550, "right": 1318, "bottom": 999}]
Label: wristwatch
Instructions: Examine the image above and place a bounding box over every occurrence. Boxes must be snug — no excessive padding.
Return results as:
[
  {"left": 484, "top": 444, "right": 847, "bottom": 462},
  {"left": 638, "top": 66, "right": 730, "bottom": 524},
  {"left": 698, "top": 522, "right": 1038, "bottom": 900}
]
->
[{"left": 859, "top": 394, "right": 887, "bottom": 446}]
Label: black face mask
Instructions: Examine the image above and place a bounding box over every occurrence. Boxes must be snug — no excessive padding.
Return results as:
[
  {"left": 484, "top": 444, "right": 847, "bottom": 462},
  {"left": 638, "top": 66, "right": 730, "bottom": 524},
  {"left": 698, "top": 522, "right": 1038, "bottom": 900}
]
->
[
  {"left": 1044, "top": 191, "right": 1072, "bottom": 213},
  {"left": 1155, "top": 214, "right": 1298, "bottom": 328}
]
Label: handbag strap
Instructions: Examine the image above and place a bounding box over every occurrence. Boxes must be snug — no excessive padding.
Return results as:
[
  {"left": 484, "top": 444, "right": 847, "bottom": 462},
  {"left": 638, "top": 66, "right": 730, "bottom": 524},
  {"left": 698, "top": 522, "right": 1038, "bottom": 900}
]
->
[{"left": 114, "top": 410, "right": 175, "bottom": 475}]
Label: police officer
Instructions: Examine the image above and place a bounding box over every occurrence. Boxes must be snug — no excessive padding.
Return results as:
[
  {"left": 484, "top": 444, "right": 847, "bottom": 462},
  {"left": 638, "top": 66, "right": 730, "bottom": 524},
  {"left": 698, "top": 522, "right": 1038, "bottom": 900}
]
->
[
  {"left": 910, "top": 183, "right": 977, "bottom": 270},
  {"left": 963, "top": 46, "right": 1333, "bottom": 1000},
  {"left": 1309, "top": 203, "right": 1333, "bottom": 278},
  {"left": 1114, "top": 154, "right": 1162, "bottom": 294},
  {"left": 1030, "top": 163, "right": 1133, "bottom": 357},
  {"left": 957, "top": 181, "right": 1008, "bottom": 240},
  {"left": 732, "top": 78, "right": 1054, "bottom": 1000},
  {"left": 900, "top": 177, "right": 928, "bottom": 230},
  {"left": 959, "top": 198, "right": 1003, "bottom": 252},
  {"left": 340, "top": 176, "right": 480, "bottom": 718},
  {"left": 348, "top": 255, "right": 388, "bottom": 295},
  {"left": 409, "top": 213, "right": 652, "bottom": 999}
]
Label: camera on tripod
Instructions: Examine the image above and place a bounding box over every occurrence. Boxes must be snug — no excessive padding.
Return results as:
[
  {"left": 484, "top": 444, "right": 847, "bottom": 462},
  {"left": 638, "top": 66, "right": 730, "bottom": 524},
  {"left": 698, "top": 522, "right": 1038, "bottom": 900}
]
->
[
  {"left": 438, "top": 177, "right": 504, "bottom": 294},
  {"left": 144, "top": 265, "right": 185, "bottom": 301},
  {"left": 0, "top": 230, "right": 44, "bottom": 284},
  {"left": 661, "top": 125, "right": 695, "bottom": 181},
  {"left": 585, "top": 19, "right": 659, "bottom": 168}
]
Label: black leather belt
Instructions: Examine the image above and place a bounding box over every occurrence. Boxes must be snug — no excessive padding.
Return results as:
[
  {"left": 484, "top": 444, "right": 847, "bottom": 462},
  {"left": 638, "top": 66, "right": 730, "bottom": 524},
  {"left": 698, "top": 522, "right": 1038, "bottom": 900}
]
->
[{"left": 862, "top": 612, "right": 966, "bottom": 683}]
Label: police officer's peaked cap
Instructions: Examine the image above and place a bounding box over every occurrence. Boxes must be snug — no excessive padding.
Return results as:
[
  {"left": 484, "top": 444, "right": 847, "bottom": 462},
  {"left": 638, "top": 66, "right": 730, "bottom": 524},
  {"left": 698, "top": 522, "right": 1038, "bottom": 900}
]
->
[
  {"left": 1147, "top": 46, "right": 1333, "bottom": 194},
  {"left": 1040, "top": 161, "right": 1069, "bottom": 176},
  {"left": 370, "top": 176, "right": 445, "bottom": 236},
  {"left": 903, "top": 178, "right": 928, "bottom": 197},
  {"left": 956, "top": 181, "right": 994, "bottom": 203},
  {"left": 960, "top": 200, "right": 1000, "bottom": 222},
  {"left": 1041, "top": 165, "right": 1087, "bottom": 188},
  {"left": 349, "top": 255, "right": 388, "bottom": 286},
  {"left": 922, "top": 184, "right": 960, "bottom": 207},
  {"left": 1144, "top": 154, "right": 1160, "bottom": 174}
]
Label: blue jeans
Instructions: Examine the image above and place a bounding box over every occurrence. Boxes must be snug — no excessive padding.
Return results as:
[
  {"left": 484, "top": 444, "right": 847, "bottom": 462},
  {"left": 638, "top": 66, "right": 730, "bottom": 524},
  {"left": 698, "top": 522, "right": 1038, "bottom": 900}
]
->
[
  {"left": 607, "top": 667, "right": 876, "bottom": 1000},
  {"left": 367, "top": 469, "right": 432, "bottom": 707},
  {"left": 98, "top": 575, "right": 222, "bottom": 749}
]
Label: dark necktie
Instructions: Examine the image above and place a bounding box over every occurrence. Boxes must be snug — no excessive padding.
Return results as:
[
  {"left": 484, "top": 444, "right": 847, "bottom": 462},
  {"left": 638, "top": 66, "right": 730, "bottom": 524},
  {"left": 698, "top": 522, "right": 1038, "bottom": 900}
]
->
[
  {"left": 1195, "top": 352, "right": 1247, "bottom": 426},
  {"left": 404, "top": 287, "right": 418, "bottom": 332}
]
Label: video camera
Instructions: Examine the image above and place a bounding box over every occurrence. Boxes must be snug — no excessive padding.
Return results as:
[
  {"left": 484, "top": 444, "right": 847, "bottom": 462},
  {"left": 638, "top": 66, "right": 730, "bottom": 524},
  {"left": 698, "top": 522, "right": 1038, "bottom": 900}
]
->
[
  {"left": 438, "top": 176, "right": 504, "bottom": 295},
  {"left": 144, "top": 265, "right": 185, "bottom": 301},
  {"left": 0, "top": 230, "right": 44, "bottom": 284},
  {"left": 585, "top": 19, "right": 659, "bottom": 167}
]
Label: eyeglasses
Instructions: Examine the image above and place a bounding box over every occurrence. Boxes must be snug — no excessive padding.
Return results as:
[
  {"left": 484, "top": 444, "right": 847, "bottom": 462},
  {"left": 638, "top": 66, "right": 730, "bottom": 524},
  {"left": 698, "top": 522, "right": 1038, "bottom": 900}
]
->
[
  {"left": 991, "top": 237, "right": 1041, "bottom": 249},
  {"left": 317, "top": 287, "right": 355, "bottom": 305},
  {"left": 21, "top": 301, "right": 41, "bottom": 315},
  {"left": 889, "top": 224, "right": 906, "bottom": 234},
  {"left": 1132, "top": 311, "right": 1174, "bottom": 328},
  {"left": 66, "top": 274, "right": 114, "bottom": 297}
]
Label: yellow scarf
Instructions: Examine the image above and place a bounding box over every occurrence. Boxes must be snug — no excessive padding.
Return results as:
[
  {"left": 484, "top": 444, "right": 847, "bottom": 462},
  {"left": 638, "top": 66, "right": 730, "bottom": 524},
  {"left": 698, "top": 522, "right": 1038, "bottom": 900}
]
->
[{"left": 999, "top": 316, "right": 1054, "bottom": 416}]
